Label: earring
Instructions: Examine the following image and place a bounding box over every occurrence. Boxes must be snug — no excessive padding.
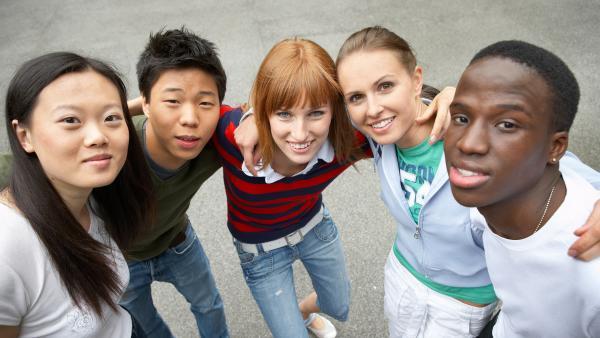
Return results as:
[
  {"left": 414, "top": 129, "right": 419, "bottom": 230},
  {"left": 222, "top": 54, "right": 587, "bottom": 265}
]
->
[{"left": 552, "top": 158, "right": 557, "bottom": 163}]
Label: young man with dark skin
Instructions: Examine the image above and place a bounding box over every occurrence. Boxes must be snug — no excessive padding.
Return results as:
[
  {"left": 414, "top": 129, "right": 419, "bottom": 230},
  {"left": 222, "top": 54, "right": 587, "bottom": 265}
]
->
[{"left": 445, "top": 40, "right": 600, "bottom": 337}]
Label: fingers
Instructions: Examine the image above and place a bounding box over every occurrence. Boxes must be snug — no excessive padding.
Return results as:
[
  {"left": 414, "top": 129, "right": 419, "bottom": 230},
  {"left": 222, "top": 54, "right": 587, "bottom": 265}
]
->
[
  {"left": 574, "top": 224, "right": 590, "bottom": 236},
  {"left": 241, "top": 102, "right": 250, "bottom": 113},
  {"left": 242, "top": 146, "right": 258, "bottom": 176},
  {"left": 429, "top": 105, "right": 451, "bottom": 144},
  {"left": 574, "top": 246, "right": 600, "bottom": 262},
  {"left": 568, "top": 200, "right": 600, "bottom": 260},
  {"left": 415, "top": 99, "right": 437, "bottom": 124}
]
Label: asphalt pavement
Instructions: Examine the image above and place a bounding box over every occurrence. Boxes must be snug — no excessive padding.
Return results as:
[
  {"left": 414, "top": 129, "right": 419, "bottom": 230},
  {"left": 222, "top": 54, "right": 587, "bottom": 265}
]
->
[{"left": 1, "top": 1, "right": 598, "bottom": 337}]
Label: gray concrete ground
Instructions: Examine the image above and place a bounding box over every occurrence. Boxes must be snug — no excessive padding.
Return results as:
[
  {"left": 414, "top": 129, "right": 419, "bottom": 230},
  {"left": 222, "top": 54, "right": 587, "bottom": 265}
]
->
[{"left": 1, "top": 1, "right": 598, "bottom": 337}]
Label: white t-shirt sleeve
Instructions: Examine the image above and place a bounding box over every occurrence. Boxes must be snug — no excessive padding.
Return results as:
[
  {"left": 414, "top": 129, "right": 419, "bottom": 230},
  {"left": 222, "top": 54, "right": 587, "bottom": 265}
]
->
[
  {"left": 468, "top": 208, "right": 487, "bottom": 249},
  {"left": 0, "top": 260, "right": 28, "bottom": 325}
]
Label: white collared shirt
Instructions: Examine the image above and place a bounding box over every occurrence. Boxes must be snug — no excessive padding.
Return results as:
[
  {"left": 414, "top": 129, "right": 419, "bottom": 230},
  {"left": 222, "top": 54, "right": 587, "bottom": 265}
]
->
[{"left": 242, "top": 140, "right": 335, "bottom": 184}]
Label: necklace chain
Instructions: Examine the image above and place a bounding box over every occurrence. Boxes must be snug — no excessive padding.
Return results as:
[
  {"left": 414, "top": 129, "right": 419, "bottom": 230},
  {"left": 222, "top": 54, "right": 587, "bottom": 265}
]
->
[{"left": 532, "top": 175, "right": 561, "bottom": 234}]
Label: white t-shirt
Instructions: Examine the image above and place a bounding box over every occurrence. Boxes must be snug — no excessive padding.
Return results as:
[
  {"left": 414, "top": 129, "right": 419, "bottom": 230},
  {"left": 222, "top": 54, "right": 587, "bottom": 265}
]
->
[
  {"left": 471, "top": 169, "right": 600, "bottom": 338},
  {"left": 0, "top": 202, "right": 132, "bottom": 337}
]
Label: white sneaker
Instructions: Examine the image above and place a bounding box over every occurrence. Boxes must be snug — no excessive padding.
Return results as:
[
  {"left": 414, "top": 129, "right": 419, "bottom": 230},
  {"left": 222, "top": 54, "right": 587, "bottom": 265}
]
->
[{"left": 305, "top": 313, "right": 337, "bottom": 338}]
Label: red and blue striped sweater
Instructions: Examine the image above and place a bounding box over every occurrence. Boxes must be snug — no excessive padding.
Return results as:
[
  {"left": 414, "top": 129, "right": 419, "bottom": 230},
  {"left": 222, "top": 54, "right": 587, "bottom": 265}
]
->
[{"left": 212, "top": 106, "right": 370, "bottom": 243}]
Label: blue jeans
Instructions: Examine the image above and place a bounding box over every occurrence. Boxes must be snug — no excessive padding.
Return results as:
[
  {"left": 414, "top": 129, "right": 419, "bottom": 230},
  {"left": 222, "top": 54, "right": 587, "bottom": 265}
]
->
[
  {"left": 234, "top": 207, "right": 350, "bottom": 338},
  {"left": 120, "top": 223, "right": 229, "bottom": 338}
]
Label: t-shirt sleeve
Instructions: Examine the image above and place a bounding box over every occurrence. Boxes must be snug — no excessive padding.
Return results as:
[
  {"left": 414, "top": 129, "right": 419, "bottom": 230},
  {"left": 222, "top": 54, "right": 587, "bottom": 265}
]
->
[
  {"left": 561, "top": 151, "right": 600, "bottom": 190},
  {"left": 469, "top": 208, "right": 486, "bottom": 249},
  {"left": 0, "top": 261, "right": 28, "bottom": 325}
]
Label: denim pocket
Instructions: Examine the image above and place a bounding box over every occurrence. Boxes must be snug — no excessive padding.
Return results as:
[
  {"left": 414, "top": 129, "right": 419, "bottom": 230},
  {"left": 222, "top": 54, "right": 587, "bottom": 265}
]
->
[
  {"left": 239, "top": 250, "right": 274, "bottom": 284},
  {"left": 170, "top": 227, "right": 196, "bottom": 255},
  {"left": 313, "top": 217, "right": 338, "bottom": 243},
  {"left": 237, "top": 249, "right": 255, "bottom": 264}
]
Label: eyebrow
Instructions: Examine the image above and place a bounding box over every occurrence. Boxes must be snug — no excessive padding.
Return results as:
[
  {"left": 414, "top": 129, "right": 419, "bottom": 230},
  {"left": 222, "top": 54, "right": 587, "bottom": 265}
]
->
[
  {"left": 343, "top": 74, "right": 394, "bottom": 97},
  {"left": 450, "top": 101, "right": 532, "bottom": 117},
  {"left": 161, "top": 88, "right": 216, "bottom": 97},
  {"left": 51, "top": 103, "right": 122, "bottom": 113},
  {"left": 496, "top": 103, "right": 527, "bottom": 113}
]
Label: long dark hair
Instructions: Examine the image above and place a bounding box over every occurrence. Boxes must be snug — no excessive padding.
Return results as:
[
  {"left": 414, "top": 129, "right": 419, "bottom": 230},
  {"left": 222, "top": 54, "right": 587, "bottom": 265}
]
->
[{"left": 4, "top": 52, "right": 154, "bottom": 315}]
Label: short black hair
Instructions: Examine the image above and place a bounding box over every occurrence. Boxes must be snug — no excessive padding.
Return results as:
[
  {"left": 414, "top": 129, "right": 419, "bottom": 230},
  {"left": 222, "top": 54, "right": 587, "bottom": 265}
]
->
[
  {"left": 137, "top": 27, "right": 227, "bottom": 103},
  {"left": 470, "top": 40, "right": 579, "bottom": 132}
]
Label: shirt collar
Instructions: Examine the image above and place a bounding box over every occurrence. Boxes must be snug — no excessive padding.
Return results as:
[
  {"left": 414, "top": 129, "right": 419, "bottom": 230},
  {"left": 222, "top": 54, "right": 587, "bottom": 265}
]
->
[{"left": 242, "top": 139, "right": 335, "bottom": 183}]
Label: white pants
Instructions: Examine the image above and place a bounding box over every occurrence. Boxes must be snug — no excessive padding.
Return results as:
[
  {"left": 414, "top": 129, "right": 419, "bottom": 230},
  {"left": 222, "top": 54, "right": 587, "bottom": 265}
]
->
[{"left": 384, "top": 250, "right": 497, "bottom": 338}]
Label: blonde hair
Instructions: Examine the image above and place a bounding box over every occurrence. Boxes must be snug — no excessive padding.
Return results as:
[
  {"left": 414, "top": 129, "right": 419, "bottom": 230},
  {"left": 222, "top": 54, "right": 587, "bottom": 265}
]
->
[{"left": 250, "top": 38, "right": 357, "bottom": 167}]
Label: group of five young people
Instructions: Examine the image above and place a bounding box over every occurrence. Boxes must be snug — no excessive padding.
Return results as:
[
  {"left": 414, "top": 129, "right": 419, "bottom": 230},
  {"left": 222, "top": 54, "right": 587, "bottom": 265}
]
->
[{"left": 1, "top": 25, "right": 599, "bottom": 338}]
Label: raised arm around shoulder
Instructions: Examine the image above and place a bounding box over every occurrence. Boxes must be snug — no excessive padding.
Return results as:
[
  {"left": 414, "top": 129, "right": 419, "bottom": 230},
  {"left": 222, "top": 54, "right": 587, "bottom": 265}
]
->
[
  {"left": 127, "top": 96, "right": 144, "bottom": 116},
  {"left": 415, "top": 86, "right": 455, "bottom": 144},
  {"left": 234, "top": 110, "right": 261, "bottom": 176}
]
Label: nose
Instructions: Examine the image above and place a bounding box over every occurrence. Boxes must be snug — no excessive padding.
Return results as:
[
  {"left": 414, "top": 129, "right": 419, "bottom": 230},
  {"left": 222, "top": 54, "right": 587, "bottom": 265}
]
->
[
  {"left": 84, "top": 122, "right": 109, "bottom": 148},
  {"left": 290, "top": 118, "right": 309, "bottom": 141},
  {"left": 179, "top": 103, "right": 199, "bottom": 127},
  {"left": 366, "top": 95, "right": 383, "bottom": 119},
  {"left": 456, "top": 121, "right": 489, "bottom": 156}
]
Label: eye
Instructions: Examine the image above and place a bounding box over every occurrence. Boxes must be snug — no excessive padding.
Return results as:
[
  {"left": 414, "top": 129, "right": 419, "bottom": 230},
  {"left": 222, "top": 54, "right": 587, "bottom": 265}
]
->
[
  {"left": 497, "top": 121, "right": 517, "bottom": 131},
  {"left": 309, "top": 110, "right": 325, "bottom": 118},
  {"left": 451, "top": 114, "right": 469, "bottom": 125},
  {"left": 199, "top": 101, "right": 215, "bottom": 107},
  {"left": 347, "top": 94, "right": 364, "bottom": 104},
  {"left": 61, "top": 116, "right": 80, "bottom": 124},
  {"left": 105, "top": 113, "right": 124, "bottom": 124},
  {"left": 377, "top": 81, "right": 394, "bottom": 92},
  {"left": 163, "top": 99, "right": 179, "bottom": 105},
  {"left": 275, "top": 111, "right": 292, "bottom": 119}
]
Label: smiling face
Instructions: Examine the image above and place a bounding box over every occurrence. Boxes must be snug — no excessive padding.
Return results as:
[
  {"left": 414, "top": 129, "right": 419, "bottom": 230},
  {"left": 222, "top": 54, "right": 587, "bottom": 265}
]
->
[
  {"left": 142, "top": 68, "right": 220, "bottom": 170},
  {"left": 14, "top": 70, "right": 129, "bottom": 195},
  {"left": 268, "top": 102, "right": 332, "bottom": 175},
  {"left": 337, "top": 49, "right": 425, "bottom": 148},
  {"left": 444, "top": 57, "right": 561, "bottom": 208}
]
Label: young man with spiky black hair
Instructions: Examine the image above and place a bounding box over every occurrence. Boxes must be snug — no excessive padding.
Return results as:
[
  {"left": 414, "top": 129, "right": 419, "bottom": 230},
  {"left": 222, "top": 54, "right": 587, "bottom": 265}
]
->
[{"left": 120, "top": 27, "right": 229, "bottom": 338}]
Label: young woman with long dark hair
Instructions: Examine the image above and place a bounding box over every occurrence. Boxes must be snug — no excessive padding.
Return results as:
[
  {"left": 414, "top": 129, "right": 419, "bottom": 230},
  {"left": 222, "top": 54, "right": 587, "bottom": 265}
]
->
[{"left": 0, "top": 52, "right": 154, "bottom": 337}]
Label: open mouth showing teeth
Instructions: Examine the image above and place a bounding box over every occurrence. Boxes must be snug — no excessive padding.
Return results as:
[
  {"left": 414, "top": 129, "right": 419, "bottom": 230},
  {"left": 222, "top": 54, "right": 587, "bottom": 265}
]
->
[
  {"left": 288, "top": 141, "right": 311, "bottom": 150},
  {"left": 457, "top": 168, "right": 481, "bottom": 177},
  {"left": 370, "top": 117, "right": 394, "bottom": 129}
]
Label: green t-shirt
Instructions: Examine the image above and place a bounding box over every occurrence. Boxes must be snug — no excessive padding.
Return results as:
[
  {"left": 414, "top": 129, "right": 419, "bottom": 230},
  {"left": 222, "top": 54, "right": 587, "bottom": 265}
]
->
[
  {"left": 128, "top": 115, "right": 221, "bottom": 260},
  {"left": 395, "top": 137, "right": 444, "bottom": 224}
]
